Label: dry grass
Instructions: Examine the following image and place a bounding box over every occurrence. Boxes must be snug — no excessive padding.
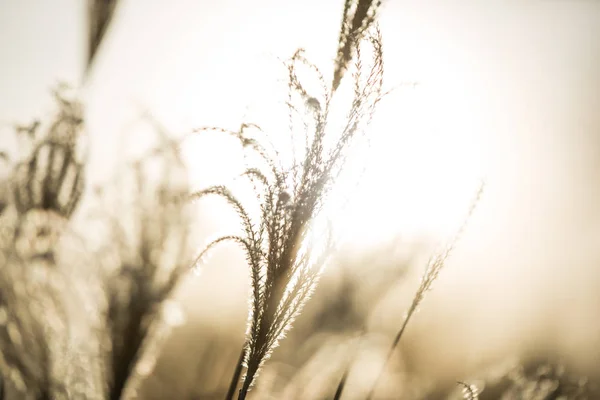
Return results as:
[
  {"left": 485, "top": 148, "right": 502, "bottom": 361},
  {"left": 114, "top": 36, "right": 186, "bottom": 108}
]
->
[
  {"left": 1, "top": 1, "right": 598, "bottom": 400},
  {"left": 0, "top": 90, "right": 193, "bottom": 399},
  {"left": 190, "top": 19, "right": 384, "bottom": 399}
]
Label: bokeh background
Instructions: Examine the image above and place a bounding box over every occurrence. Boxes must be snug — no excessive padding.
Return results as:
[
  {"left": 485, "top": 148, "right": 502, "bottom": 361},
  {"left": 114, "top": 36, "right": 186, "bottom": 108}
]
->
[{"left": 1, "top": 1, "right": 600, "bottom": 398}]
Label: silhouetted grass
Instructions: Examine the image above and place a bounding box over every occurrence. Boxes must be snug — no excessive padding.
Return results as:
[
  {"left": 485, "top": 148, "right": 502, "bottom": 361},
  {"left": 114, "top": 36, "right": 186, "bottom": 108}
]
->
[
  {"left": 3, "top": 2, "right": 596, "bottom": 400},
  {"left": 191, "top": 30, "right": 384, "bottom": 399}
]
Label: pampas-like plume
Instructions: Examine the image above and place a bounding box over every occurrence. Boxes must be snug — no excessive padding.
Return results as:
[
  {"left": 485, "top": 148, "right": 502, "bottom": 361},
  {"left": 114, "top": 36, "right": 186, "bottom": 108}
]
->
[
  {"left": 0, "top": 88, "right": 107, "bottom": 399},
  {"left": 11, "top": 90, "right": 85, "bottom": 221},
  {"left": 332, "top": 0, "right": 383, "bottom": 91},
  {"left": 191, "top": 28, "right": 385, "bottom": 400},
  {"left": 0, "top": 90, "right": 194, "bottom": 399},
  {"left": 100, "top": 118, "right": 192, "bottom": 400}
]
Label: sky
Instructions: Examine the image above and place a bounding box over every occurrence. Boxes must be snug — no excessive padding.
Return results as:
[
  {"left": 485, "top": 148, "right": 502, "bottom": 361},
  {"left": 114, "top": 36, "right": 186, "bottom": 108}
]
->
[{"left": 1, "top": 0, "right": 600, "bottom": 373}]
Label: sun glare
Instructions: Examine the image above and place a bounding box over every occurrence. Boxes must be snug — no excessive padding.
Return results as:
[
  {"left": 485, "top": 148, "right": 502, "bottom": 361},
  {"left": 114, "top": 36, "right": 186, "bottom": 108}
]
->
[
  {"left": 176, "top": 69, "right": 485, "bottom": 255},
  {"left": 328, "top": 82, "right": 486, "bottom": 250},
  {"left": 163, "top": 20, "right": 487, "bottom": 255}
]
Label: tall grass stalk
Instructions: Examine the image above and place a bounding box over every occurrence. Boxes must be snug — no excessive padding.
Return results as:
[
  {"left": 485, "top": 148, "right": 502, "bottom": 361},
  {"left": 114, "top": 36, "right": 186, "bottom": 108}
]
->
[
  {"left": 225, "top": 347, "right": 246, "bottom": 400},
  {"left": 363, "top": 182, "right": 484, "bottom": 400},
  {"left": 192, "top": 6, "right": 383, "bottom": 398}
]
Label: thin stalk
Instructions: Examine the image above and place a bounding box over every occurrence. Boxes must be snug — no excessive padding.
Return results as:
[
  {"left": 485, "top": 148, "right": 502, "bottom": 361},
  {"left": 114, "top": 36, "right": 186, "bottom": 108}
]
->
[
  {"left": 333, "top": 360, "right": 352, "bottom": 400},
  {"left": 225, "top": 346, "right": 246, "bottom": 400},
  {"left": 238, "top": 375, "right": 252, "bottom": 400},
  {"left": 365, "top": 300, "right": 418, "bottom": 400},
  {"left": 333, "top": 331, "right": 366, "bottom": 400},
  {"left": 366, "top": 181, "right": 483, "bottom": 399}
]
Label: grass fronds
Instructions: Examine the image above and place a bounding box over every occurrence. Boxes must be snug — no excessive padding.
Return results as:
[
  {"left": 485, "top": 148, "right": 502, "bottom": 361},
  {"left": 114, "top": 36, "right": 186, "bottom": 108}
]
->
[
  {"left": 100, "top": 119, "right": 192, "bottom": 400},
  {"left": 0, "top": 89, "right": 107, "bottom": 399},
  {"left": 333, "top": 0, "right": 382, "bottom": 91},
  {"left": 11, "top": 88, "right": 85, "bottom": 223},
  {"left": 191, "top": 25, "right": 385, "bottom": 399}
]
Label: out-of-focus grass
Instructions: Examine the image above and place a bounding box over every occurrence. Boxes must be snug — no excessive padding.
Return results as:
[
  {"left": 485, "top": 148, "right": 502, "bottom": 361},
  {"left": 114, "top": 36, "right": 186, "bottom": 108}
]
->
[{"left": 133, "top": 228, "right": 600, "bottom": 399}]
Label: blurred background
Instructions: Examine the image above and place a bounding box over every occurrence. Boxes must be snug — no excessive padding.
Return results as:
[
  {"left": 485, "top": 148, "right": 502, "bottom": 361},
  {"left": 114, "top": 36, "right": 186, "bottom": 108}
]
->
[{"left": 1, "top": 0, "right": 600, "bottom": 398}]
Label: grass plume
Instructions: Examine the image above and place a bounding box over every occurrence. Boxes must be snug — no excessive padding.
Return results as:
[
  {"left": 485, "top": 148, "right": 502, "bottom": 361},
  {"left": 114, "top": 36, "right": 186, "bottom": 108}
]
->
[
  {"left": 0, "top": 88, "right": 107, "bottom": 399},
  {"left": 333, "top": 0, "right": 382, "bottom": 91},
  {"left": 98, "top": 118, "right": 192, "bottom": 400},
  {"left": 191, "top": 26, "right": 385, "bottom": 399}
]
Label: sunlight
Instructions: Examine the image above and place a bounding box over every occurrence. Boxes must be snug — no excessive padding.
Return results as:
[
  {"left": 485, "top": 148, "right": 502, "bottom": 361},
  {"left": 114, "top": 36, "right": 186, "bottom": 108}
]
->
[
  {"left": 127, "top": 4, "right": 489, "bottom": 255},
  {"left": 175, "top": 60, "right": 487, "bottom": 254},
  {"left": 4, "top": 1, "right": 600, "bottom": 398},
  {"left": 330, "top": 81, "right": 486, "bottom": 248}
]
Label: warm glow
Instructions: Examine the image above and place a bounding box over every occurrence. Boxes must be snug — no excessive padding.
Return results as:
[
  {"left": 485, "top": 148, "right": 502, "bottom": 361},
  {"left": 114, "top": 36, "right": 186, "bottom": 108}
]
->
[
  {"left": 3, "top": 2, "right": 600, "bottom": 398},
  {"left": 174, "top": 59, "right": 487, "bottom": 254},
  {"left": 325, "top": 82, "right": 486, "bottom": 249},
  {"left": 154, "top": 14, "right": 490, "bottom": 253}
]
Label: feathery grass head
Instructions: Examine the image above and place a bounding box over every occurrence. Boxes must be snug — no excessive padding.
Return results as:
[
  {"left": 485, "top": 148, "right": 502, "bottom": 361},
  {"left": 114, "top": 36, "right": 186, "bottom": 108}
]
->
[
  {"left": 192, "top": 25, "right": 385, "bottom": 397},
  {"left": 412, "top": 181, "right": 484, "bottom": 309},
  {"left": 0, "top": 88, "right": 108, "bottom": 399},
  {"left": 333, "top": 0, "right": 383, "bottom": 91},
  {"left": 11, "top": 88, "right": 85, "bottom": 222},
  {"left": 95, "top": 117, "right": 193, "bottom": 400},
  {"left": 1, "top": 87, "right": 86, "bottom": 264}
]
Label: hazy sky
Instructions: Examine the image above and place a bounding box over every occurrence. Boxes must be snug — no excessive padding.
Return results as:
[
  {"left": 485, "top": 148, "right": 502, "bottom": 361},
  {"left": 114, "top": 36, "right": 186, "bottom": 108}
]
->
[{"left": 1, "top": 0, "right": 600, "bottom": 370}]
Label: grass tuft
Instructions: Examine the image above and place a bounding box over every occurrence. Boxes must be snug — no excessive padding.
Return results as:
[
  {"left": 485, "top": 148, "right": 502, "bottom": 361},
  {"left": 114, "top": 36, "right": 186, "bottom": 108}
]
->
[{"left": 191, "top": 23, "right": 385, "bottom": 400}]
